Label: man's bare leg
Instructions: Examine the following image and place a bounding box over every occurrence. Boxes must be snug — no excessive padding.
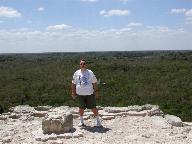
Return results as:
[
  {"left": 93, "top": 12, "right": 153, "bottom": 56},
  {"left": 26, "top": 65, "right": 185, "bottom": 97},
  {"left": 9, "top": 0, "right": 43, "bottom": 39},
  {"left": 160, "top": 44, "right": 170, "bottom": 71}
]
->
[
  {"left": 91, "top": 108, "right": 98, "bottom": 116},
  {"left": 79, "top": 108, "right": 84, "bottom": 116},
  {"left": 92, "top": 108, "right": 102, "bottom": 127},
  {"left": 78, "top": 108, "right": 85, "bottom": 126}
]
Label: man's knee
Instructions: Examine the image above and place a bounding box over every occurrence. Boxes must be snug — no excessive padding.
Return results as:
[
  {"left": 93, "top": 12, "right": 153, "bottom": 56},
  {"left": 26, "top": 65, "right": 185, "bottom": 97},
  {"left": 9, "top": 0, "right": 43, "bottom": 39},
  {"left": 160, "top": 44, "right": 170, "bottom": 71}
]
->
[
  {"left": 91, "top": 108, "right": 98, "bottom": 114},
  {"left": 79, "top": 108, "right": 85, "bottom": 112}
]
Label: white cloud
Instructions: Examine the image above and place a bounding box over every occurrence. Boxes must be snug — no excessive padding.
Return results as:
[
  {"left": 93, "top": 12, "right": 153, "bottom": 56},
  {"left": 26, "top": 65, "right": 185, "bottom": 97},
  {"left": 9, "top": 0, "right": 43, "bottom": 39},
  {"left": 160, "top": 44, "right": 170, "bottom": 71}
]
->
[
  {"left": 46, "top": 24, "right": 72, "bottom": 31},
  {"left": 156, "top": 26, "right": 170, "bottom": 32},
  {"left": 120, "top": 27, "right": 132, "bottom": 32},
  {"left": 99, "top": 10, "right": 106, "bottom": 15},
  {"left": 0, "top": 26, "right": 191, "bottom": 53},
  {"left": 118, "top": 0, "right": 129, "bottom": 3},
  {"left": 145, "top": 26, "right": 170, "bottom": 32},
  {"left": 171, "top": 8, "right": 192, "bottom": 25},
  {"left": 185, "top": 9, "right": 192, "bottom": 17},
  {"left": 185, "top": 16, "right": 192, "bottom": 24},
  {"left": 171, "top": 8, "right": 186, "bottom": 14},
  {"left": 100, "top": 9, "right": 130, "bottom": 17},
  {"left": 185, "top": 17, "right": 192, "bottom": 21},
  {"left": 0, "top": 6, "right": 21, "bottom": 18},
  {"left": 185, "top": 21, "right": 192, "bottom": 25},
  {"left": 80, "top": 0, "right": 97, "bottom": 2},
  {"left": 37, "top": 7, "right": 45, "bottom": 11},
  {"left": 127, "top": 22, "right": 143, "bottom": 27},
  {"left": 0, "top": 20, "right": 4, "bottom": 23}
]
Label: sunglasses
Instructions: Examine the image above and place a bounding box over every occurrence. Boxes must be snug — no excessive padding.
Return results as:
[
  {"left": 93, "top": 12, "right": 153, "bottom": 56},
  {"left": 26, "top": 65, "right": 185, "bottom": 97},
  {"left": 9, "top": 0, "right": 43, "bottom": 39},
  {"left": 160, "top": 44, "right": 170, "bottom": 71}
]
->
[{"left": 80, "top": 63, "right": 86, "bottom": 65}]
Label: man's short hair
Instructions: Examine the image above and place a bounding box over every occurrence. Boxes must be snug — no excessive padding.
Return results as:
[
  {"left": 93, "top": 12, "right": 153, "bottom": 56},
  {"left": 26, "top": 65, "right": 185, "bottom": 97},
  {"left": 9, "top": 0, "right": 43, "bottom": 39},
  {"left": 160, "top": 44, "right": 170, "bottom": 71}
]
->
[{"left": 80, "top": 59, "right": 86, "bottom": 63}]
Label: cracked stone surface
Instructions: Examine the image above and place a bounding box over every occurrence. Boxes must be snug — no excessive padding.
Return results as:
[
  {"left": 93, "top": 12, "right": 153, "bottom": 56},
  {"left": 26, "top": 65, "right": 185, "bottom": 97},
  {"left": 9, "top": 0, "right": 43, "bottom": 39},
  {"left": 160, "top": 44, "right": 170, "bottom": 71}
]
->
[{"left": 0, "top": 105, "right": 192, "bottom": 144}]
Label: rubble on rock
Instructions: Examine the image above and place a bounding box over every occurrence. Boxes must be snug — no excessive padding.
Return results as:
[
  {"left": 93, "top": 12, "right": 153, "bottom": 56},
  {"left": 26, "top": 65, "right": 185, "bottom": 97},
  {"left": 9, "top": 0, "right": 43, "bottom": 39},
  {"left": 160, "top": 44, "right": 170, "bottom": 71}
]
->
[{"left": 0, "top": 104, "right": 191, "bottom": 144}]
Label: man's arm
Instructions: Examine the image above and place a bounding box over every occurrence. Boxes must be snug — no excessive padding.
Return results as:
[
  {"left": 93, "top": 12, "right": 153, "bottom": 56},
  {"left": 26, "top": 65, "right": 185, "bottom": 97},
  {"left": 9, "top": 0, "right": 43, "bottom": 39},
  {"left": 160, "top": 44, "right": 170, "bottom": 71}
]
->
[
  {"left": 93, "top": 82, "right": 99, "bottom": 99},
  {"left": 71, "top": 83, "right": 76, "bottom": 99}
]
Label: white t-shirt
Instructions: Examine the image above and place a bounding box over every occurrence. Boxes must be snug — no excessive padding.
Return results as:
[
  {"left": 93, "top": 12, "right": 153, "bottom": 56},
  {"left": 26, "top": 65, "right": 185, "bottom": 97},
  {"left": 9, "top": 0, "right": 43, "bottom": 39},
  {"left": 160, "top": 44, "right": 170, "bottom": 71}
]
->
[{"left": 72, "top": 69, "right": 97, "bottom": 96}]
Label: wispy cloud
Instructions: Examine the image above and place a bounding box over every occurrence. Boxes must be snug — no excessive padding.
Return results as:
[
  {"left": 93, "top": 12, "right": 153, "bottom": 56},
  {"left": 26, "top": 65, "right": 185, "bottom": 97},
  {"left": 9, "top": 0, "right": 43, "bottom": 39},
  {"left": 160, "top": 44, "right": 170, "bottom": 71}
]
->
[
  {"left": 127, "top": 22, "right": 143, "bottom": 27},
  {"left": 0, "top": 20, "right": 4, "bottom": 23},
  {"left": 185, "top": 9, "right": 192, "bottom": 17},
  {"left": 171, "top": 8, "right": 186, "bottom": 14},
  {"left": 171, "top": 8, "right": 192, "bottom": 25},
  {"left": 80, "top": 0, "right": 98, "bottom": 2},
  {"left": 1, "top": 25, "right": 189, "bottom": 53},
  {"left": 185, "top": 16, "right": 192, "bottom": 24},
  {"left": 37, "top": 7, "right": 45, "bottom": 12},
  {"left": 100, "top": 9, "right": 130, "bottom": 17},
  {"left": 118, "top": 0, "right": 129, "bottom": 3},
  {"left": 0, "top": 6, "right": 21, "bottom": 18},
  {"left": 185, "top": 9, "right": 192, "bottom": 24},
  {"left": 46, "top": 24, "right": 72, "bottom": 31}
]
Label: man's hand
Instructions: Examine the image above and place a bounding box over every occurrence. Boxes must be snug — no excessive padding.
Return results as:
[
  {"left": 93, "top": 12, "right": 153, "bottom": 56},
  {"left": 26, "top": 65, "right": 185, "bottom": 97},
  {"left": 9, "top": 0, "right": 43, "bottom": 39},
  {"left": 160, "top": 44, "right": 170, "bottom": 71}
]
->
[
  {"left": 71, "top": 93, "right": 77, "bottom": 99},
  {"left": 71, "top": 83, "right": 77, "bottom": 99},
  {"left": 93, "top": 82, "right": 99, "bottom": 99},
  {"left": 95, "top": 92, "right": 100, "bottom": 99}
]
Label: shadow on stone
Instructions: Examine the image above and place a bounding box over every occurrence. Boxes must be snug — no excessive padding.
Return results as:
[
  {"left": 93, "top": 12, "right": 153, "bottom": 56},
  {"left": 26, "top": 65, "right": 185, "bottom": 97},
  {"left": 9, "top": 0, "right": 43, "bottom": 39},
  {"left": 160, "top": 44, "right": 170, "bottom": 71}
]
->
[
  {"left": 69, "top": 127, "right": 76, "bottom": 133},
  {"left": 82, "top": 126, "right": 111, "bottom": 133},
  {"left": 45, "top": 128, "right": 77, "bottom": 135}
]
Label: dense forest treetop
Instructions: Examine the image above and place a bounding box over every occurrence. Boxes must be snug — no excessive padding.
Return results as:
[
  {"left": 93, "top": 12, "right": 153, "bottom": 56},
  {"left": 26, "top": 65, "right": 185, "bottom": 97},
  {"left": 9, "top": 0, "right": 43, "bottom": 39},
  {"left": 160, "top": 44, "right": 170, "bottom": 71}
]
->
[{"left": 0, "top": 50, "right": 192, "bottom": 121}]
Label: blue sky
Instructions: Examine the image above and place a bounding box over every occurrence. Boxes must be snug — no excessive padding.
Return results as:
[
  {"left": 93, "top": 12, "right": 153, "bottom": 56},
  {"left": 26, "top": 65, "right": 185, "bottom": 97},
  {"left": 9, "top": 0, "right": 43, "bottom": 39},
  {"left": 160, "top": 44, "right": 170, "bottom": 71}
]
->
[{"left": 0, "top": 0, "right": 192, "bottom": 53}]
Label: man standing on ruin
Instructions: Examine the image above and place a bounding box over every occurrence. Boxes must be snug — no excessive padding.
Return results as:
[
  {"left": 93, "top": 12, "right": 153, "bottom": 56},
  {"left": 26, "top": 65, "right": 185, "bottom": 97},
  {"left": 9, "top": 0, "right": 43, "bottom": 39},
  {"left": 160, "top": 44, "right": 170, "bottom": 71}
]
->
[{"left": 71, "top": 59, "right": 102, "bottom": 127}]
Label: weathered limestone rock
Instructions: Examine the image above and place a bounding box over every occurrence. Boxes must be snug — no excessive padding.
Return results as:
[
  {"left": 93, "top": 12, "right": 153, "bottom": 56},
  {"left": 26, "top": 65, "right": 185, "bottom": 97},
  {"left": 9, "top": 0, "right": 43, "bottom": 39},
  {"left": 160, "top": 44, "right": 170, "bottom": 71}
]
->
[
  {"left": 102, "top": 116, "right": 115, "bottom": 120},
  {"left": 151, "top": 116, "right": 171, "bottom": 129},
  {"left": 100, "top": 112, "right": 117, "bottom": 117},
  {"left": 50, "top": 106, "right": 70, "bottom": 113},
  {"left": 83, "top": 112, "right": 94, "bottom": 116},
  {"left": 83, "top": 115, "right": 90, "bottom": 120},
  {"left": 96, "top": 106, "right": 104, "bottom": 110},
  {"left": 35, "top": 106, "right": 52, "bottom": 111},
  {"left": 164, "top": 114, "right": 183, "bottom": 127},
  {"left": 1, "top": 104, "right": 191, "bottom": 144},
  {"left": 32, "top": 111, "right": 48, "bottom": 117},
  {"left": 2, "top": 112, "right": 11, "bottom": 115},
  {"left": 33, "top": 127, "right": 83, "bottom": 142},
  {"left": 9, "top": 105, "right": 35, "bottom": 114},
  {"left": 72, "top": 114, "right": 79, "bottom": 119},
  {"left": 2, "top": 136, "right": 12, "bottom": 143},
  {"left": 183, "top": 122, "right": 192, "bottom": 126},
  {"left": 49, "top": 140, "right": 63, "bottom": 144},
  {"left": 69, "top": 107, "right": 79, "bottom": 114},
  {"left": 42, "top": 111, "right": 73, "bottom": 134},
  {"left": 126, "top": 111, "right": 147, "bottom": 117},
  {"left": 9, "top": 113, "right": 21, "bottom": 119},
  {"left": 141, "top": 104, "right": 158, "bottom": 111},
  {"left": 147, "top": 107, "right": 164, "bottom": 116},
  {"left": 104, "top": 107, "right": 129, "bottom": 113},
  {"left": 0, "top": 115, "right": 7, "bottom": 120},
  {"left": 127, "top": 105, "right": 143, "bottom": 112}
]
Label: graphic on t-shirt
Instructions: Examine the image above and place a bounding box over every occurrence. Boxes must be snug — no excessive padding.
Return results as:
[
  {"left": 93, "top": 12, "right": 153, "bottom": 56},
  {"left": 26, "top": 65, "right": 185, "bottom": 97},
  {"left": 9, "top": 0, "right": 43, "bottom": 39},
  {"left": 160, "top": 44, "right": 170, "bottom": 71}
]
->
[{"left": 78, "top": 73, "right": 89, "bottom": 86}]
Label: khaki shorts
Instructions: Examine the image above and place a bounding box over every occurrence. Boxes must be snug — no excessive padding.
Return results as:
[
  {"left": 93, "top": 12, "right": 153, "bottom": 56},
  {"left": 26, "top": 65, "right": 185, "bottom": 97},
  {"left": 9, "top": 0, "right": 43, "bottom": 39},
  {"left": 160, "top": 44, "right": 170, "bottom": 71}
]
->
[{"left": 77, "top": 94, "right": 96, "bottom": 109}]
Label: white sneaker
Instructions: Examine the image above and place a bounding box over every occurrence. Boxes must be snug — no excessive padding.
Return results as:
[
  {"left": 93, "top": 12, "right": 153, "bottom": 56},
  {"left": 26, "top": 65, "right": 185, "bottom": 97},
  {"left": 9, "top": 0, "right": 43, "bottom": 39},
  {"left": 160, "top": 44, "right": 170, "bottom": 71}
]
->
[
  {"left": 94, "top": 120, "right": 102, "bottom": 127},
  {"left": 78, "top": 122, "right": 85, "bottom": 127}
]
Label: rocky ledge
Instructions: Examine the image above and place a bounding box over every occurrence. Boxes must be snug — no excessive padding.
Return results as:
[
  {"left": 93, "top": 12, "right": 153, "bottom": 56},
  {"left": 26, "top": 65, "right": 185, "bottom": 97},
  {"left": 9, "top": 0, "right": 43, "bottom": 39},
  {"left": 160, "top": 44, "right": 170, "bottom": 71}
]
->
[{"left": 0, "top": 104, "right": 192, "bottom": 144}]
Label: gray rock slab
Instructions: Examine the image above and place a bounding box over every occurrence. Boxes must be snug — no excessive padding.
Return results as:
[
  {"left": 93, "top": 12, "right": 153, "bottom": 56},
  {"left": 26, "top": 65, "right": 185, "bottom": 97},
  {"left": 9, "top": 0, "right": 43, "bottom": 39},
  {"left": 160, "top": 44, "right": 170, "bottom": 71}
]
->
[
  {"left": 42, "top": 111, "right": 73, "bottom": 134},
  {"left": 104, "top": 107, "right": 129, "bottom": 113},
  {"left": 35, "top": 106, "right": 52, "bottom": 111},
  {"left": 126, "top": 111, "right": 147, "bottom": 117},
  {"left": 164, "top": 114, "right": 183, "bottom": 127},
  {"left": 32, "top": 111, "right": 48, "bottom": 117},
  {"left": 9, "top": 105, "right": 35, "bottom": 114},
  {"left": 102, "top": 116, "right": 115, "bottom": 120}
]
